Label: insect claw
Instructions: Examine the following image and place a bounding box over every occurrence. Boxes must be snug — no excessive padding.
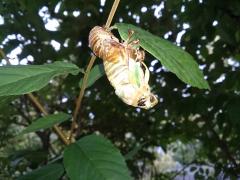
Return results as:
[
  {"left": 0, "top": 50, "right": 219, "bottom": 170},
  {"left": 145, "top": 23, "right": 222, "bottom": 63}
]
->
[
  {"left": 124, "top": 29, "right": 135, "bottom": 45},
  {"left": 102, "top": 25, "right": 116, "bottom": 32},
  {"left": 128, "top": 29, "right": 135, "bottom": 37},
  {"left": 128, "top": 39, "right": 140, "bottom": 47},
  {"left": 131, "top": 39, "right": 139, "bottom": 45},
  {"left": 108, "top": 26, "right": 116, "bottom": 31}
]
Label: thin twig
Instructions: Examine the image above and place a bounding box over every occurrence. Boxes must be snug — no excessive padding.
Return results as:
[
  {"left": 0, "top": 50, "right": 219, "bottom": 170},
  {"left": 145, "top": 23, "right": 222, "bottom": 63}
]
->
[
  {"left": 105, "top": 0, "right": 121, "bottom": 28},
  {"left": 69, "top": 0, "right": 121, "bottom": 142},
  {"left": 70, "top": 56, "right": 96, "bottom": 141},
  {"left": 0, "top": 48, "right": 11, "bottom": 65},
  {"left": 27, "top": 93, "right": 70, "bottom": 145}
]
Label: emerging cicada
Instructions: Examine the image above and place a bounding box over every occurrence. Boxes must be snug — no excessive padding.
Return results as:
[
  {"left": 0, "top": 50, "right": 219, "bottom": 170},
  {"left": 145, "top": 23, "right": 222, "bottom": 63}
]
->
[{"left": 89, "top": 26, "right": 158, "bottom": 109}]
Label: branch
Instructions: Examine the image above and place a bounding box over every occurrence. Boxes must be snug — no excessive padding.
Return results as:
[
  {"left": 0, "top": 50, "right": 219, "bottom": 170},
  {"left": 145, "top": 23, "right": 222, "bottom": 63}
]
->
[
  {"left": 69, "top": 0, "right": 121, "bottom": 142},
  {"left": 27, "top": 93, "right": 70, "bottom": 145},
  {"left": 105, "top": 0, "right": 121, "bottom": 28},
  {"left": 0, "top": 48, "right": 11, "bottom": 65}
]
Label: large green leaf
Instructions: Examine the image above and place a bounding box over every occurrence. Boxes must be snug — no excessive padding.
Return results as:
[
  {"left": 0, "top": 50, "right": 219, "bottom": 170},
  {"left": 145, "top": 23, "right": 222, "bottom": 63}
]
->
[
  {"left": 63, "top": 134, "right": 132, "bottom": 180},
  {"left": 79, "top": 64, "right": 105, "bottom": 88},
  {"left": 20, "top": 112, "right": 71, "bottom": 135},
  {"left": 115, "top": 23, "right": 210, "bottom": 89},
  {"left": 0, "top": 61, "right": 83, "bottom": 96},
  {"left": 17, "top": 163, "right": 64, "bottom": 180}
]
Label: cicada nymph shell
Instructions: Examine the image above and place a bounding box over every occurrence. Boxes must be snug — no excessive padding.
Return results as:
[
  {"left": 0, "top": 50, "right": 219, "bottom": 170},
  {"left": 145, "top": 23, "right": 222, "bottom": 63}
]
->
[{"left": 89, "top": 26, "right": 158, "bottom": 109}]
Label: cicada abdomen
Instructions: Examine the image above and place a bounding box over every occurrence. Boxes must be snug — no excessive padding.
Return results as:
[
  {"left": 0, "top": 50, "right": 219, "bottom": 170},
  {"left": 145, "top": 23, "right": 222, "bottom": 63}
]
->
[
  {"left": 103, "top": 57, "right": 158, "bottom": 109},
  {"left": 89, "top": 26, "right": 123, "bottom": 63}
]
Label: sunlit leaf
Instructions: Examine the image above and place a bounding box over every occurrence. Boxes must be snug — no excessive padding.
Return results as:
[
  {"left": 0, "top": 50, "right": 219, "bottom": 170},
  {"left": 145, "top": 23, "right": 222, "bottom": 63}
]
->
[{"left": 0, "top": 61, "right": 83, "bottom": 96}]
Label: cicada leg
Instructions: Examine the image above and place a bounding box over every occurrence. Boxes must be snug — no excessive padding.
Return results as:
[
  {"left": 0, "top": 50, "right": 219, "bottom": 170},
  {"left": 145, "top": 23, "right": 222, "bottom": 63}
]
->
[
  {"left": 123, "top": 30, "right": 145, "bottom": 62},
  {"left": 102, "top": 25, "right": 115, "bottom": 32},
  {"left": 141, "top": 61, "right": 150, "bottom": 84},
  {"left": 122, "top": 29, "right": 138, "bottom": 47},
  {"left": 122, "top": 29, "right": 134, "bottom": 45}
]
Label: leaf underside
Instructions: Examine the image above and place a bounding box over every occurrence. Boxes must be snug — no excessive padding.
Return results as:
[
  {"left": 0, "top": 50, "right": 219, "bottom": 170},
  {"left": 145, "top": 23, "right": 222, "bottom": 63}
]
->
[{"left": 115, "top": 23, "right": 210, "bottom": 89}]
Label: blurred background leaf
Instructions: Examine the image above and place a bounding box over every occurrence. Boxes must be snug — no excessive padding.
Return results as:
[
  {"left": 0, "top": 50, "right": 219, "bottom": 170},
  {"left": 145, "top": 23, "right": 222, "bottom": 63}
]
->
[
  {"left": 17, "top": 163, "right": 64, "bottom": 180},
  {"left": 20, "top": 112, "right": 71, "bottom": 135},
  {"left": 116, "top": 23, "right": 210, "bottom": 89}
]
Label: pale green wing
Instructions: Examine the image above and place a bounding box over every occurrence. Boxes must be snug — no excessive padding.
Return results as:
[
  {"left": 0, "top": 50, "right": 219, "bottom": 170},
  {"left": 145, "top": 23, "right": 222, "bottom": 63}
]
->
[{"left": 128, "top": 59, "right": 143, "bottom": 88}]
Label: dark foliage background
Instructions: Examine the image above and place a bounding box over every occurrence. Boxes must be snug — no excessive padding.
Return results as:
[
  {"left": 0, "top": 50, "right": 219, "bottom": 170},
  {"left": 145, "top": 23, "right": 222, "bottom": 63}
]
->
[{"left": 0, "top": 0, "right": 240, "bottom": 179}]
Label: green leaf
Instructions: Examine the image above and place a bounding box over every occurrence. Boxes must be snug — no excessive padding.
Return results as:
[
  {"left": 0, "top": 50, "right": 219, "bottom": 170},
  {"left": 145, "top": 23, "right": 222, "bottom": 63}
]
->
[
  {"left": 20, "top": 112, "right": 71, "bottom": 135},
  {"left": 79, "top": 64, "right": 105, "bottom": 88},
  {"left": 63, "top": 134, "right": 132, "bottom": 180},
  {"left": 115, "top": 23, "right": 210, "bottom": 89},
  {"left": 0, "top": 61, "right": 83, "bottom": 96},
  {"left": 17, "top": 163, "right": 64, "bottom": 180}
]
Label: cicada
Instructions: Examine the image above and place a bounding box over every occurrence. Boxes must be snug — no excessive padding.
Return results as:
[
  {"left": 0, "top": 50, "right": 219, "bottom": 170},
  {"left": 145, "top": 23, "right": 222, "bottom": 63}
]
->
[{"left": 89, "top": 26, "right": 158, "bottom": 109}]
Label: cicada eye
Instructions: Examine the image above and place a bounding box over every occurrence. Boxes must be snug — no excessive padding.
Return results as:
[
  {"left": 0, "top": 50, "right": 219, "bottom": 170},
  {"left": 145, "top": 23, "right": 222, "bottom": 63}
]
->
[{"left": 137, "top": 98, "right": 146, "bottom": 106}]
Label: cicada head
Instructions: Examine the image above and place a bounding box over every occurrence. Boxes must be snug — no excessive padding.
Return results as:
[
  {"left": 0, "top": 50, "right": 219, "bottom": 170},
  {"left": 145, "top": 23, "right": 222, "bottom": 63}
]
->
[{"left": 137, "top": 93, "right": 158, "bottom": 109}]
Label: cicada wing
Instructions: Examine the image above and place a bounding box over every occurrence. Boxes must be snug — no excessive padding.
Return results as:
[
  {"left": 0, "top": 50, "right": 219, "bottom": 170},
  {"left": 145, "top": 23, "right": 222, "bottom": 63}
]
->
[{"left": 128, "top": 58, "right": 145, "bottom": 88}]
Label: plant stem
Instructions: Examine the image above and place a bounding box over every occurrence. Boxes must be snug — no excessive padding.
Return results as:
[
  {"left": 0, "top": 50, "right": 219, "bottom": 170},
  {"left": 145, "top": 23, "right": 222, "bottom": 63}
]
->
[
  {"left": 105, "top": 0, "right": 121, "bottom": 28},
  {"left": 0, "top": 48, "right": 11, "bottom": 65},
  {"left": 70, "top": 56, "right": 96, "bottom": 141},
  {"left": 69, "top": 0, "right": 121, "bottom": 142},
  {"left": 27, "top": 93, "right": 70, "bottom": 145}
]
